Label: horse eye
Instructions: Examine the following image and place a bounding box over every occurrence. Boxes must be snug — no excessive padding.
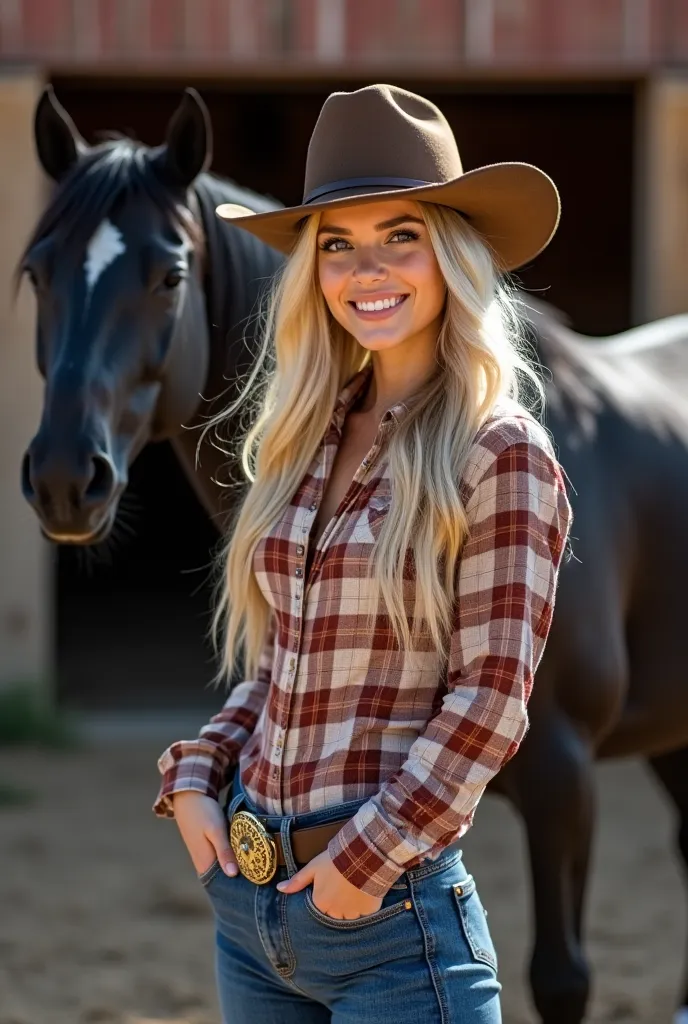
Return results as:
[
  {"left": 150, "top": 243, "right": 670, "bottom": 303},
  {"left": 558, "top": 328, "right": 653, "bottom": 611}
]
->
[{"left": 163, "top": 269, "right": 184, "bottom": 289}]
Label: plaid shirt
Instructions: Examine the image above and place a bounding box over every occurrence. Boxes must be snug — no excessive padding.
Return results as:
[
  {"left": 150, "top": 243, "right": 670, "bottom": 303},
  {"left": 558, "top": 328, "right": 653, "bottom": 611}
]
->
[{"left": 155, "top": 364, "right": 571, "bottom": 897}]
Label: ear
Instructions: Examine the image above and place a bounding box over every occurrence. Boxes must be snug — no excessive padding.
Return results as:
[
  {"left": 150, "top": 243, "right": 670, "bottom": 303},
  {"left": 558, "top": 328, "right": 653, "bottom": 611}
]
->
[
  {"left": 153, "top": 88, "right": 213, "bottom": 189},
  {"left": 34, "top": 85, "right": 88, "bottom": 182}
]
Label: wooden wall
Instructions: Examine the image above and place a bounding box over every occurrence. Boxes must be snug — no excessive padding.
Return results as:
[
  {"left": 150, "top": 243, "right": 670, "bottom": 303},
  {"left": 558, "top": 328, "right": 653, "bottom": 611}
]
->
[{"left": 636, "top": 73, "right": 688, "bottom": 321}]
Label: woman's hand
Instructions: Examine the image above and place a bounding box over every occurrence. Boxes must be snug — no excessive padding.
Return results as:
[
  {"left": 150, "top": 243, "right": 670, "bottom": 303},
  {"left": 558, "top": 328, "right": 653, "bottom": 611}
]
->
[
  {"left": 276, "top": 850, "right": 383, "bottom": 920},
  {"left": 172, "top": 791, "right": 239, "bottom": 878}
]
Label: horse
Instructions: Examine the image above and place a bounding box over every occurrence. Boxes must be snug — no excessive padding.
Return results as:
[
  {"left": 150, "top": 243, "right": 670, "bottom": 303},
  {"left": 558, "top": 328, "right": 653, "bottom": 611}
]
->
[
  {"left": 19, "top": 86, "right": 688, "bottom": 1024},
  {"left": 20, "top": 86, "right": 282, "bottom": 542}
]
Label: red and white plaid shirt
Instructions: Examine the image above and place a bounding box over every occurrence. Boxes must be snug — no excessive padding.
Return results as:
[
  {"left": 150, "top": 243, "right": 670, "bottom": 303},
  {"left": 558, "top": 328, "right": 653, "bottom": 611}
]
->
[{"left": 155, "top": 364, "right": 572, "bottom": 897}]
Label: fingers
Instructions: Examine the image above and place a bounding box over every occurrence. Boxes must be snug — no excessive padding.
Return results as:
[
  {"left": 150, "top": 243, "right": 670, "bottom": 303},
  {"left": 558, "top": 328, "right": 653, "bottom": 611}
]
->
[
  {"left": 206, "top": 824, "right": 239, "bottom": 877},
  {"left": 276, "top": 862, "right": 314, "bottom": 893}
]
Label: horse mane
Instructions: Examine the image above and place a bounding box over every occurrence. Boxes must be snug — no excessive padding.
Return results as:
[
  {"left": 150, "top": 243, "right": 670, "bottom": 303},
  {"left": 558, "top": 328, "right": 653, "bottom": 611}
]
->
[
  {"left": 17, "top": 137, "right": 201, "bottom": 278},
  {"left": 191, "top": 172, "right": 283, "bottom": 402},
  {"left": 521, "top": 293, "right": 688, "bottom": 446}
]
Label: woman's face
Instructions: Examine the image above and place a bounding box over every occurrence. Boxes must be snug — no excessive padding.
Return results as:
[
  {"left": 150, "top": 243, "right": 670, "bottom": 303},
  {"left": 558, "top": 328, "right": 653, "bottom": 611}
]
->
[{"left": 316, "top": 199, "right": 446, "bottom": 354}]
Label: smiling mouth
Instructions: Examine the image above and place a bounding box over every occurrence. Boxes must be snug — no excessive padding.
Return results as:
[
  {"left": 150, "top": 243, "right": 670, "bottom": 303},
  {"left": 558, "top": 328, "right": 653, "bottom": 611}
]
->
[{"left": 349, "top": 294, "right": 409, "bottom": 318}]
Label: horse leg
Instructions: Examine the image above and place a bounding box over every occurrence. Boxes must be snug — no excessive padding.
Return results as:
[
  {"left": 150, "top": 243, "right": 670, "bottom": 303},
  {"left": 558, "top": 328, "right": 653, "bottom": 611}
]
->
[
  {"left": 509, "top": 713, "right": 594, "bottom": 1024},
  {"left": 648, "top": 746, "right": 688, "bottom": 1024}
]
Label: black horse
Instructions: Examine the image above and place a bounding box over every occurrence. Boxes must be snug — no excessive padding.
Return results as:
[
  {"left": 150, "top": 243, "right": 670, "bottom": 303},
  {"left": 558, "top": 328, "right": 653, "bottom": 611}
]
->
[
  {"left": 19, "top": 87, "right": 688, "bottom": 1024},
  {"left": 21, "top": 86, "right": 282, "bottom": 542}
]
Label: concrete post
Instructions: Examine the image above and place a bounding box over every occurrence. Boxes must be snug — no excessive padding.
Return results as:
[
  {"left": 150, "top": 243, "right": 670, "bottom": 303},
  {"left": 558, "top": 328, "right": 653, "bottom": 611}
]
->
[{"left": 0, "top": 66, "right": 52, "bottom": 701}]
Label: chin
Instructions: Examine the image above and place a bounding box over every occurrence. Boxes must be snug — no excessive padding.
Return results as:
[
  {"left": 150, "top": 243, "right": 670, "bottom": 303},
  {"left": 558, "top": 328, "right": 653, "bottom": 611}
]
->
[{"left": 354, "top": 335, "right": 408, "bottom": 352}]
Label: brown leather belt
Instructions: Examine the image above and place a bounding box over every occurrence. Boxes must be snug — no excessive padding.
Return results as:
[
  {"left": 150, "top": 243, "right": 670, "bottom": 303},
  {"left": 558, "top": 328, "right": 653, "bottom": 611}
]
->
[
  {"left": 275, "top": 819, "right": 345, "bottom": 866},
  {"left": 228, "top": 808, "right": 348, "bottom": 884}
]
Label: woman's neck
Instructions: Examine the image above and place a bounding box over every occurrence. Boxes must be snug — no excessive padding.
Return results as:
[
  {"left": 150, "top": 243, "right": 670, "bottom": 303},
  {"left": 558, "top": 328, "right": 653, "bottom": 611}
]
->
[{"left": 359, "top": 343, "right": 438, "bottom": 420}]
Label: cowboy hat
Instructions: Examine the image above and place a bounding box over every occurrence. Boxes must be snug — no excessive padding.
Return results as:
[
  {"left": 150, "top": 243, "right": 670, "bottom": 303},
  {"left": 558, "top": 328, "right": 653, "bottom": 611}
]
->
[{"left": 216, "top": 84, "right": 560, "bottom": 271}]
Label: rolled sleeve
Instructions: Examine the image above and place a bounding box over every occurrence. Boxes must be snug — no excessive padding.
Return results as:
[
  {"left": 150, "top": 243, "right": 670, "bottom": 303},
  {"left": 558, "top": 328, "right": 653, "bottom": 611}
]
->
[
  {"left": 153, "top": 621, "right": 275, "bottom": 818},
  {"left": 329, "top": 430, "right": 572, "bottom": 896}
]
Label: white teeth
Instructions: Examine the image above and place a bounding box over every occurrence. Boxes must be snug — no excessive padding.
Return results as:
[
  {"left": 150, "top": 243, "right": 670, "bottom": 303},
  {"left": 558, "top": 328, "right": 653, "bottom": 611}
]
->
[{"left": 355, "top": 296, "right": 404, "bottom": 311}]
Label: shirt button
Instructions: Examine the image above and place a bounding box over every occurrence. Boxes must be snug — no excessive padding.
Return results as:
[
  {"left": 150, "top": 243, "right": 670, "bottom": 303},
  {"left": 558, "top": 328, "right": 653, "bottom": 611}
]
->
[
  {"left": 309, "top": 502, "right": 318, "bottom": 512},
  {"left": 295, "top": 568, "right": 303, "bottom": 578},
  {"left": 296, "top": 544, "right": 305, "bottom": 555},
  {"left": 289, "top": 658, "right": 295, "bottom": 669}
]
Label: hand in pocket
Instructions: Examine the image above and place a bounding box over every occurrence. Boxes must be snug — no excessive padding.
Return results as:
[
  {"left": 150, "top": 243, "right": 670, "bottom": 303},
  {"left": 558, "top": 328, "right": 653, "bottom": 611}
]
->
[{"left": 172, "top": 791, "right": 239, "bottom": 878}]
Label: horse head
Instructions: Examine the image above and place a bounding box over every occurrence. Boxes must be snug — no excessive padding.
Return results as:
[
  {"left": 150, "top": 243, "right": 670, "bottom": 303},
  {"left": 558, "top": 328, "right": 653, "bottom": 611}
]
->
[{"left": 20, "top": 87, "right": 213, "bottom": 543}]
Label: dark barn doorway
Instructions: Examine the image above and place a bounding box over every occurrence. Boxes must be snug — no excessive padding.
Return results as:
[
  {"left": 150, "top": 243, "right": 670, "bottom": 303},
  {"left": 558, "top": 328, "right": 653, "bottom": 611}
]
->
[{"left": 48, "top": 77, "right": 636, "bottom": 711}]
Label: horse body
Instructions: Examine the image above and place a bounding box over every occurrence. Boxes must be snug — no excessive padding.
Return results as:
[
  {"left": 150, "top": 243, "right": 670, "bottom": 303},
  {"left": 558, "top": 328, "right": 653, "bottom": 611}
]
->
[
  {"left": 20, "top": 88, "right": 688, "bottom": 1024},
  {"left": 506, "top": 305, "right": 688, "bottom": 1022}
]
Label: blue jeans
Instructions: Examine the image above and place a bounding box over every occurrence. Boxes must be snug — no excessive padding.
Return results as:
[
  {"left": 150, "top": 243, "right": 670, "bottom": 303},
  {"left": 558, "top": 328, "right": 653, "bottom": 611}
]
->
[{"left": 199, "top": 772, "right": 501, "bottom": 1023}]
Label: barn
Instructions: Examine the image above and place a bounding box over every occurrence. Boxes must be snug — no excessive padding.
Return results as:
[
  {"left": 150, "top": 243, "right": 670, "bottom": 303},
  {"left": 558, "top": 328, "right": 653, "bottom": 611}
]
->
[{"left": 1, "top": 0, "right": 687, "bottom": 718}]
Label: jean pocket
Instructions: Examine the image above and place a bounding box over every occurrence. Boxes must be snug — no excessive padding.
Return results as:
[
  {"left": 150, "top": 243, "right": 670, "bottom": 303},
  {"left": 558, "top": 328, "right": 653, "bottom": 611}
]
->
[
  {"left": 197, "top": 858, "right": 222, "bottom": 888},
  {"left": 303, "top": 882, "right": 412, "bottom": 931},
  {"left": 452, "top": 875, "right": 498, "bottom": 971}
]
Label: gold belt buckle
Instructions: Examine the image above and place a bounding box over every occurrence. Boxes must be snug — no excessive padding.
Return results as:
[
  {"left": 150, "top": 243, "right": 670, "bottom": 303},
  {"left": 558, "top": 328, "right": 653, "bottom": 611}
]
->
[{"left": 229, "top": 810, "right": 278, "bottom": 884}]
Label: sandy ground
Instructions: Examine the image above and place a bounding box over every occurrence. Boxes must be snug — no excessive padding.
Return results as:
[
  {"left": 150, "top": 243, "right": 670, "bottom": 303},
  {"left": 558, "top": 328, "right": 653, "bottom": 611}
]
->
[{"left": 0, "top": 739, "right": 685, "bottom": 1024}]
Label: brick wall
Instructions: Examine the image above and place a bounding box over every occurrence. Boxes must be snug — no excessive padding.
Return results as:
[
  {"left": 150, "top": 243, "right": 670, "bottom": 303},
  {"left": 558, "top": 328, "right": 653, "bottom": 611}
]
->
[{"left": 1, "top": 0, "right": 687, "bottom": 71}]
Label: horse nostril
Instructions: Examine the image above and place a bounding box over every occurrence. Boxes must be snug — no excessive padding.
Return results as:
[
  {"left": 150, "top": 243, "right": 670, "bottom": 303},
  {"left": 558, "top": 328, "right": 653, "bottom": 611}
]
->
[
  {"left": 84, "top": 454, "right": 115, "bottom": 502},
  {"left": 21, "top": 452, "right": 36, "bottom": 500}
]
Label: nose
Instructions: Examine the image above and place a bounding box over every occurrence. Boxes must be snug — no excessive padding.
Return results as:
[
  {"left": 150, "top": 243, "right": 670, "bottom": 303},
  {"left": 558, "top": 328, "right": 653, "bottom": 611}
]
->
[
  {"left": 22, "top": 440, "right": 117, "bottom": 536},
  {"left": 354, "top": 249, "right": 387, "bottom": 282}
]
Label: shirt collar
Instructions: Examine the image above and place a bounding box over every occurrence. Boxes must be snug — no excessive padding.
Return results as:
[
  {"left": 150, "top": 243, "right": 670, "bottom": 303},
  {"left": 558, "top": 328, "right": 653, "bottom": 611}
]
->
[{"left": 331, "top": 363, "right": 411, "bottom": 433}]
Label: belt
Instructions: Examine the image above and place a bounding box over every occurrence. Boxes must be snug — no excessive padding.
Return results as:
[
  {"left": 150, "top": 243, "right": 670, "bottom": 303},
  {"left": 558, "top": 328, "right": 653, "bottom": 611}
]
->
[{"left": 228, "top": 809, "right": 349, "bottom": 885}]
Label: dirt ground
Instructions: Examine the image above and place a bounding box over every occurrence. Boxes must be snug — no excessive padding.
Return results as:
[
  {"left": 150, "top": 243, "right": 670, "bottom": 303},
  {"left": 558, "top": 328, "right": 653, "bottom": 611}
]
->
[{"left": 0, "top": 739, "right": 685, "bottom": 1024}]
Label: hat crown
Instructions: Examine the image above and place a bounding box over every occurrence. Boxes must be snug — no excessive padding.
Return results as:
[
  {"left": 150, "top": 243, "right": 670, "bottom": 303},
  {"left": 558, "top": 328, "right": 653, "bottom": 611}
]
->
[{"left": 303, "top": 84, "right": 464, "bottom": 202}]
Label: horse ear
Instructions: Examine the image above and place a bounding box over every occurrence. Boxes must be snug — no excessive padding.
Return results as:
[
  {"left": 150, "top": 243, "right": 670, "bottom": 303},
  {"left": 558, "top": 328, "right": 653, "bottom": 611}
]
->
[
  {"left": 154, "top": 88, "right": 213, "bottom": 189},
  {"left": 34, "top": 85, "right": 88, "bottom": 182}
]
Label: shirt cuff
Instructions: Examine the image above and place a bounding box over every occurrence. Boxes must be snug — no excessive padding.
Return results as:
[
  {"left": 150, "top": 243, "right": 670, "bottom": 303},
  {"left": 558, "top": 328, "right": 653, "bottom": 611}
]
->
[
  {"left": 327, "top": 802, "right": 410, "bottom": 898},
  {"left": 152, "top": 741, "right": 237, "bottom": 818}
]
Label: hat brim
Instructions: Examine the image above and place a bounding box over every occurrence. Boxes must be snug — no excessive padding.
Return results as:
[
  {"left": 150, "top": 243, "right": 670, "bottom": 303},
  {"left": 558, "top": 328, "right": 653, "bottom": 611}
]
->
[{"left": 215, "top": 162, "right": 560, "bottom": 272}]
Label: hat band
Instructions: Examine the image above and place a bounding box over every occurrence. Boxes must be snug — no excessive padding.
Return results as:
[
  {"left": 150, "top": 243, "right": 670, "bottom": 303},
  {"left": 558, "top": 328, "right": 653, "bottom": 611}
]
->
[{"left": 303, "top": 176, "right": 434, "bottom": 204}]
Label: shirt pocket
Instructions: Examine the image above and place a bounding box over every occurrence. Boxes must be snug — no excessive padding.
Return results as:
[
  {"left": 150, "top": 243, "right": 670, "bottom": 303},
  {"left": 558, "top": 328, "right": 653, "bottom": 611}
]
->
[{"left": 352, "top": 495, "right": 392, "bottom": 543}]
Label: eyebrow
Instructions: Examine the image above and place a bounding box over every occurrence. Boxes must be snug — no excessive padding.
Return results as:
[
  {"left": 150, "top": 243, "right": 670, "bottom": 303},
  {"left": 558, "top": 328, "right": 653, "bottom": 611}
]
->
[{"left": 317, "top": 214, "right": 425, "bottom": 236}]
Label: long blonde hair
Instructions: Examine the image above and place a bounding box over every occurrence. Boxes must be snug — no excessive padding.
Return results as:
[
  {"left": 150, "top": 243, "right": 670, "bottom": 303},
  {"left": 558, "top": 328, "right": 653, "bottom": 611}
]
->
[{"left": 208, "top": 202, "right": 543, "bottom": 686}]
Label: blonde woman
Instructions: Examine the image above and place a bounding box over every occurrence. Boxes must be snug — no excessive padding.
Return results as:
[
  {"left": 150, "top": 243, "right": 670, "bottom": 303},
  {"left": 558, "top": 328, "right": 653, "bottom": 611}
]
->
[{"left": 154, "top": 84, "right": 571, "bottom": 1023}]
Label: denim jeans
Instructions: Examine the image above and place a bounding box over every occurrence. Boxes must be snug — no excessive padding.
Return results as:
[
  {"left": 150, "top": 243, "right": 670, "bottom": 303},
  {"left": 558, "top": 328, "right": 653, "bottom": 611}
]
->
[{"left": 199, "top": 772, "right": 501, "bottom": 1023}]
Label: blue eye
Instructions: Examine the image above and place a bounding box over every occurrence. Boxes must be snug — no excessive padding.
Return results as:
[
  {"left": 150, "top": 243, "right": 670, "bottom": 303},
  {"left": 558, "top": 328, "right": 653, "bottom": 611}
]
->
[
  {"left": 390, "top": 229, "right": 420, "bottom": 243},
  {"left": 319, "top": 237, "right": 351, "bottom": 252}
]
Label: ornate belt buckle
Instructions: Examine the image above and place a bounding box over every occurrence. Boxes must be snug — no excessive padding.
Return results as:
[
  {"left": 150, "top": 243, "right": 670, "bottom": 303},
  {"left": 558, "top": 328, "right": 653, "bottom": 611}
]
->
[{"left": 229, "top": 810, "right": 278, "bottom": 885}]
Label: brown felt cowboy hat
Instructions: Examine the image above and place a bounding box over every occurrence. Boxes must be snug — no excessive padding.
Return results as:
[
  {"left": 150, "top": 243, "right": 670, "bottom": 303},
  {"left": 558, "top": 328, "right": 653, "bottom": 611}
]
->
[{"left": 216, "top": 84, "right": 560, "bottom": 272}]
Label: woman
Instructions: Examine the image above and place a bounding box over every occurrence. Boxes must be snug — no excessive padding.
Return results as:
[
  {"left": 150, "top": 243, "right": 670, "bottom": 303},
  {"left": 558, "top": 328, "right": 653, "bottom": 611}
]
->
[{"left": 154, "top": 84, "right": 571, "bottom": 1023}]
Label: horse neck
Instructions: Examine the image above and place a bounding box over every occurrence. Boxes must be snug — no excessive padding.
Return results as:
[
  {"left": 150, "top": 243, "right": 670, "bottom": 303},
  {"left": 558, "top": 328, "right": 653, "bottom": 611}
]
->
[{"left": 169, "top": 173, "right": 284, "bottom": 526}]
